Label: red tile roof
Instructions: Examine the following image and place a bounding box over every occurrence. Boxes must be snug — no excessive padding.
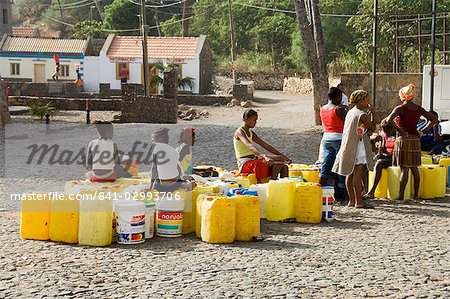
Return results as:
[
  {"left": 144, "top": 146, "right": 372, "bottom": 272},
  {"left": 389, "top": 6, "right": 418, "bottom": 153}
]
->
[
  {"left": 11, "top": 27, "right": 39, "bottom": 37},
  {"left": 107, "top": 36, "right": 201, "bottom": 60},
  {"left": 39, "top": 30, "right": 61, "bottom": 39},
  {"left": 1, "top": 36, "right": 88, "bottom": 54}
]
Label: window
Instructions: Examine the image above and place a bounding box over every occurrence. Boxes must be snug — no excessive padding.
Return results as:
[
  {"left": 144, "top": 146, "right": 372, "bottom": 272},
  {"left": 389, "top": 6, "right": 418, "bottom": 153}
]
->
[
  {"left": 115, "top": 63, "right": 129, "bottom": 80},
  {"left": 10, "top": 63, "right": 19, "bottom": 75},
  {"left": 60, "top": 65, "right": 70, "bottom": 77},
  {"left": 3, "top": 9, "right": 7, "bottom": 25}
]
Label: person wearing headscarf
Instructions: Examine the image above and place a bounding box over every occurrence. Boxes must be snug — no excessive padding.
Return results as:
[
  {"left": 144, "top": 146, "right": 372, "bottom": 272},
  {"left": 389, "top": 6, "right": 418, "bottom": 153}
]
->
[
  {"left": 333, "top": 90, "right": 381, "bottom": 208},
  {"left": 176, "top": 128, "right": 195, "bottom": 175},
  {"left": 386, "top": 84, "right": 437, "bottom": 202}
]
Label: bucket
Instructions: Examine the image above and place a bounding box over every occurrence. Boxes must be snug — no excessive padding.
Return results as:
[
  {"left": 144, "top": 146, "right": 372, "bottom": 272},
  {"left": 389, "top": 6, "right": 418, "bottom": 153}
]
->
[
  {"left": 143, "top": 201, "right": 155, "bottom": 239},
  {"left": 114, "top": 201, "right": 146, "bottom": 244},
  {"left": 321, "top": 186, "right": 334, "bottom": 222},
  {"left": 155, "top": 197, "right": 185, "bottom": 237}
]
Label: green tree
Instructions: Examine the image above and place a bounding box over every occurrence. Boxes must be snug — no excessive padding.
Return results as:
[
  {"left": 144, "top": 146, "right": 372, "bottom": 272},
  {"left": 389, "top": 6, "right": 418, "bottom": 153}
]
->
[{"left": 70, "top": 20, "right": 107, "bottom": 39}]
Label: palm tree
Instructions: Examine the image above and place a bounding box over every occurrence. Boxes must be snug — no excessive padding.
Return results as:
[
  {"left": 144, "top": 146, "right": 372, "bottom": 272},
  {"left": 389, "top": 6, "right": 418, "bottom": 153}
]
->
[{"left": 149, "top": 60, "right": 196, "bottom": 92}]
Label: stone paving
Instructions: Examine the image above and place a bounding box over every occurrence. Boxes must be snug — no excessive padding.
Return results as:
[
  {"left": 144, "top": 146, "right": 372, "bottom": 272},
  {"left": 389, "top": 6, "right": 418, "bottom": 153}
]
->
[{"left": 1, "top": 91, "right": 449, "bottom": 298}]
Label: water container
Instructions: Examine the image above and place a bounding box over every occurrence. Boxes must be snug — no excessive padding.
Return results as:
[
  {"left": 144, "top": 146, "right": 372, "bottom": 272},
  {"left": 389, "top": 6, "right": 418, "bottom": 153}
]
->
[
  {"left": 438, "top": 157, "right": 450, "bottom": 185},
  {"left": 155, "top": 197, "right": 185, "bottom": 237},
  {"left": 233, "top": 195, "right": 260, "bottom": 241},
  {"left": 266, "top": 179, "right": 296, "bottom": 221},
  {"left": 195, "top": 193, "right": 213, "bottom": 238},
  {"left": 227, "top": 188, "right": 258, "bottom": 197},
  {"left": 387, "top": 166, "right": 411, "bottom": 200},
  {"left": 226, "top": 176, "right": 251, "bottom": 189},
  {"left": 49, "top": 196, "right": 79, "bottom": 243},
  {"left": 416, "top": 165, "right": 445, "bottom": 199},
  {"left": 421, "top": 155, "right": 433, "bottom": 165},
  {"left": 249, "top": 183, "right": 268, "bottom": 219},
  {"left": 201, "top": 196, "right": 236, "bottom": 244},
  {"left": 295, "top": 183, "right": 322, "bottom": 224},
  {"left": 78, "top": 198, "right": 113, "bottom": 246},
  {"left": 181, "top": 190, "right": 197, "bottom": 235},
  {"left": 368, "top": 168, "right": 388, "bottom": 199},
  {"left": 20, "top": 192, "right": 52, "bottom": 240},
  {"left": 143, "top": 201, "right": 155, "bottom": 239},
  {"left": 322, "top": 186, "right": 334, "bottom": 222},
  {"left": 114, "top": 201, "right": 145, "bottom": 244},
  {"left": 299, "top": 168, "right": 320, "bottom": 183}
]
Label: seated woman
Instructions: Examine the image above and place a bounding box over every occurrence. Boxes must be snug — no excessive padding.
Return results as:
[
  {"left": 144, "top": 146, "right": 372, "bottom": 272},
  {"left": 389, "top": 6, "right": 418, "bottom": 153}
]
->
[
  {"left": 364, "top": 118, "right": 396, "bottom": 199},
  {"left": 417, "top": 111, "right": 448, "bottom": 154},
  {"left": 85, "top": 121, "right": 131, "bottom": 182},
  {"left": 234, "top": 109, "right": 291, "bottom": 183}
]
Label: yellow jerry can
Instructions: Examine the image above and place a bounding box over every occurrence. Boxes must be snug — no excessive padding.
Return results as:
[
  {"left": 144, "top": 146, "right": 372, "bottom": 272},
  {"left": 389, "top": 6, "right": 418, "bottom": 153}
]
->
[
  {"left": 201, "top": 196, "right": 236, "bottom": 244},
  {"left": 49, "top": 196, "right": 79, "bottom": 243},
  {"left": 368, "top": 168, "right": 388, "bottom": 199},
  {"left": 418, "top": 165, "right": 446, "bottom": 199},
  {"left": 438, "top": 157, "right": 450, "bottom": 185},
  {"left": 387, "top": 166, "right": 411, "bottom": 200},
  {"left": 294, "top": 183, "right": 323, "bottom": 224},
  {"left": 266, "top": 179, "right": 296, "bottom": 221},
  {"left": 421, "top": 155, "right": 433, "bottom": 165},
  {"left": 78, "top": 198, "right": 113, "bottom": 247},
  {"left": 233, "top": 195, "right": 260, "bottom": 241},
  {"left": 195, "top": 193, "right": 214, "bottom": 238},
  {"left": 180, "top": 190, "right": 197, "bottom": 235},
  {"left": 20, "top": 192, "right": 52, "bottom": 240}
]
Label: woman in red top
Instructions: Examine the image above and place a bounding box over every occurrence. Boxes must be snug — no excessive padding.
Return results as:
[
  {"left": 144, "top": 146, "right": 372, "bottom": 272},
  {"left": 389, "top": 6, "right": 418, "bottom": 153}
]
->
[
  {"left": 319, "top": 87, "right": 347, "bottom": 202},
  {"left": 364, "top": 118, "right": 396, "bottom": 199},
  {"left": 386, "top": 84, "right": 437, "bottom": 201}
]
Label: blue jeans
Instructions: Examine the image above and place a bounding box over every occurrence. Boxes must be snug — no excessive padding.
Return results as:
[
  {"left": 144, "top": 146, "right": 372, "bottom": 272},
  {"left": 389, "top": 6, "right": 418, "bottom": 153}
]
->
[{"left": 320, "top": 139, "right": 346, "bottom": 201}]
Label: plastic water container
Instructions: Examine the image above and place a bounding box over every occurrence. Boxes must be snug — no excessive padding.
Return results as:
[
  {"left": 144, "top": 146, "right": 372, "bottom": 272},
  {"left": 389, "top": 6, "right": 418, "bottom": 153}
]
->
[
  {"left": 227, "top": 188, "right": 258, "bottom": 197},
  {"left": 195, "top": 193, "right": 212, "bottom": 238},
  {"left": 368, "top": 168, "right": 388, "bottom": 199},
  {"left": 295, "top": 183, "right": 322, "bottom": 224},
  {"left": 20, "top": 192, "right": 52, "bottom": 240},
  {"left": 143, "top": 201, "right": 155, "bottom": 239},
  {"left": 201, "top": 196, "right": 236, "bottom": 244},
  {"left": 421, "top": 155, "right": 433, "bottom": 165},
  {"left": 114, "top": 201, "right": 146, "bottom": 244},
  {"left": 155, "top": 197, "right": 185, "bottom": 237},
  {"left": 78, "top": 198, "right": 113, "bottom": 246},
  {"left": 249, "top": 183, "right": 268, "bottom": 219},
  {"left": 266, "top": 179, "right": 296, "bottom": 221},
  {"left": 181, "top": 190, "right": 197, "bottom": 235},
  {"left": 387, "top": 166, "right": 411, "bottom": 200},
  {"left": 299, "top": 168, "right": 320, "bottom": 183},
  {"left": 424, "top": 165, "right": 446, "bottom": 198},
  {"left": 233, "top": 195, "right": 260, "bottom": 241},
  {"left": 322, "top": 186, "right": 334, "bottom": 222},
  {"left": 49, "top": 196, "right": 79, "bottom": 243},
  {"left": 438, "top": 157, "right": 450, "bottom": 185}
]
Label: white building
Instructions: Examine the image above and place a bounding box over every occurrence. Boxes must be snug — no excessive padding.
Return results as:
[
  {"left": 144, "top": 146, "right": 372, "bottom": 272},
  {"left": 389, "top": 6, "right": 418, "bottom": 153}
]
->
[
  {"left": 0, "top": 34, "right": 90, "bottom": 83},
  {"left": 84, "top": 34, "right": 212, "bottom": 94}
]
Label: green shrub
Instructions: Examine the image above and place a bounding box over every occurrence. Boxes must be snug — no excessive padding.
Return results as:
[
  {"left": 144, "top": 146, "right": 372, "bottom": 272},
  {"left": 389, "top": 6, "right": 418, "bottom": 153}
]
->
[{"left": 28, "top": 101, "right": 56, "bottom": 120}]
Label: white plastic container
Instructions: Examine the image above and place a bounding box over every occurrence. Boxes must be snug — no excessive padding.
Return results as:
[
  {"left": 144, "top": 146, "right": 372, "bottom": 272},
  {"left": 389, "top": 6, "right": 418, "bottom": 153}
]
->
[
  {"left": 321, "top": 186, "right": 334, "bottom": 222},
  {"left": 249, "top": 184, "right": 268, "bottom": 219},
  {"left": 114, "top": 201, "right": 146, "bottom": 244},
  {"left": 155, "top": 197, "right": 185, "bottom": 237},
  {"left": 143, "top": 201, "right": 155, "bottom": 239}
]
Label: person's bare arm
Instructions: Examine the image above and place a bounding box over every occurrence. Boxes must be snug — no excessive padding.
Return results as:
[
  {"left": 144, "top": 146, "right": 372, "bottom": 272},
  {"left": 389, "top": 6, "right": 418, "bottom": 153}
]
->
[
  {"left": 336, "top": 106, "right": 347, "bottom": 121},
  {"left": 252, "top": 132, "right": 290, "bottom": 162},
  {"left": 387, "top": 106, "right": 406, "bottom": 136},
  {"left": 418, "top": 109, "right": 438, "bottom": 136}
]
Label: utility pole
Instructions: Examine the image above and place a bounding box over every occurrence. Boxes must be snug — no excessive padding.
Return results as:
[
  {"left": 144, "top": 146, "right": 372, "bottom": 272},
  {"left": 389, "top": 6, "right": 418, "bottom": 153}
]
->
[
  {"left": 227, "top": 0, "right": 237, "bottom": 84},
  {"left": 371, "top": 0, "right": 378, "bottom": 106},
  {"left": 90, "top": 5, "right": 95, "bottom": 40},
  {"left": 141, "top": 0, "right": 150, "bottom": 96},
  {"left": 430, "top": 0, "right": 437, "bottom": 111},
  {"left": 94, "top": 0, "right": 104, "bottom": 22}
]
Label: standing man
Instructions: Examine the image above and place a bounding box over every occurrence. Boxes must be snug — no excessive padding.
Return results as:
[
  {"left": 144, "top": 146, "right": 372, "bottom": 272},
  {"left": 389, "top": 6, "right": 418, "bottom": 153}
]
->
[{"left": 52, "top": 62, "right": 60, "bottom": 81}]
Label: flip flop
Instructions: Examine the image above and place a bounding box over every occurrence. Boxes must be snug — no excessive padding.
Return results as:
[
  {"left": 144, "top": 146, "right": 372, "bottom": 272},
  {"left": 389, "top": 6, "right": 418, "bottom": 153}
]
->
[{"left": 355, "top": 202, "right": 374, "bottom": 209}]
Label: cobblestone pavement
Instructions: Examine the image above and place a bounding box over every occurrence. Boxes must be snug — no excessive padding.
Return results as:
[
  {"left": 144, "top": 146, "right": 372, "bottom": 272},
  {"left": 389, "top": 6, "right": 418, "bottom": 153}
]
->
[{"left": 1, "top": 92, "right": 449, "bottom": 298}]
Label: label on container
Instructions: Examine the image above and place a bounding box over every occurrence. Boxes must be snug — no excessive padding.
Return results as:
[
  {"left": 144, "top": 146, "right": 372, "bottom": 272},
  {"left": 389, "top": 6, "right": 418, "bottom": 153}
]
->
[{"left": 156, "top": 210, "right": 183, "bottom": 237}]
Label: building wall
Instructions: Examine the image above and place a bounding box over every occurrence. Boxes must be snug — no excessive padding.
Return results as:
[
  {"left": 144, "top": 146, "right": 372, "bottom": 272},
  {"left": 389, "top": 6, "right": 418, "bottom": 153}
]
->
[
  {"left": 199, "top": 41, "right": 213, "bottom": 94},
  {"left": 84, "top": 53, "right": 201, "bottom": 93},
  {"left": 0, "top": 55, "right": 83, "bottom": 82},
  {"left": 0, "top": 0, "right": 12, "bottom": 36}
]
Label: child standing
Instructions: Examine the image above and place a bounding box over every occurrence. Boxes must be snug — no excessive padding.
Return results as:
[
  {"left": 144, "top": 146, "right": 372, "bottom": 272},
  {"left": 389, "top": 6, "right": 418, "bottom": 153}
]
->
[{"left": 176, "top": 128, "right": 195, "bottom": 175}]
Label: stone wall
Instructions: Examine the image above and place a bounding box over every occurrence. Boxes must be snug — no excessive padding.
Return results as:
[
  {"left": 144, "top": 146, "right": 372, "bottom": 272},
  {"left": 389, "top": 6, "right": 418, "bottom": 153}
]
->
[
  {"left": 5, "top": 82, "right": 84, "bottom": 97},
  {"left": 340, "top": 73, "right": 423, "bottom": 117},
  {"left": 178, "top": 94, "right": 231, "bottom": 106},
  {"left": 214, "top": 72, "right": 285, "bottom": 90},
  {"left": 9, "top": 96, "right": 122, "bottom": 111}
]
